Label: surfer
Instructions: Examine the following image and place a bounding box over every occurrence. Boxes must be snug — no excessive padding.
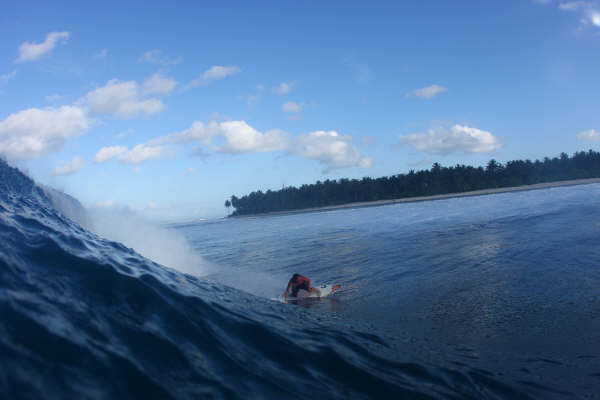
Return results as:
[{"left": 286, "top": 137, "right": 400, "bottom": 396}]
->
[{"left": 284, "top": 273, "right": 321, "bottom": 302}]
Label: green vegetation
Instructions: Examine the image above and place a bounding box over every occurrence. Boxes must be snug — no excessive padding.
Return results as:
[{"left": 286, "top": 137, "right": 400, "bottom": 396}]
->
[{"left": 226, "top": 150, "right": 600, "bottom": 216}]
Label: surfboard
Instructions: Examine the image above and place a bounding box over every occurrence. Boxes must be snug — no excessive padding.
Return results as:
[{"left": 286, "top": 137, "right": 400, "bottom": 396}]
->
[{"left": 292, "top": 284, "right": 341, "bottom": 299}]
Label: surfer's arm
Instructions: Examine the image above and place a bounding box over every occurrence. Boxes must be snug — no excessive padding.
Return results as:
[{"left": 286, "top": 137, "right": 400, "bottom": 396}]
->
[{"left": 283, "top": 282, "right": 293, "bottom": 302}]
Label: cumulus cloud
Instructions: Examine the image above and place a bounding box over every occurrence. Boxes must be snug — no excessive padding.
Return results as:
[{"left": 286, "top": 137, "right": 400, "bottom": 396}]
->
[
  {"left": 587, "top": 9, "right": 600, "bottom": 25},
  {"left": 292, "top": 130, "right": 373, "bottom": 172},
  {"left": 577, "top": 129, "right": 600, "bottom": 141},
  {"left": 142, "top": 72, "right": 177, "bottom": 95},
  {"left": 215, "top": 122, "right": 288, "bottom": 154},
  {"left": 51, "top": 156, "right": 85, "bottom": 176},
  {"left": 202, "top": 65, "right": 241, "bottom": 81},
  {"left": 406, "top": 84, "right": 447, "bottom": 99},
  {"left": 15, "top": 31, "right": 70, "bottom": 63},
  {"left": 152, "top": 120, "right": 288, "bottom": 154},
  {"left": 93, "top": 143, "right": 173, "bottom": 165},
  {"left": 273, "top": 81, "right": 296, "bottom": 95},
  {"left": 137, "top": 120, "right": 371, "bottom": 171},
  {"left": 0, "top": 106, "right": 89, "bottom": 160},
  {"left": 94, "top": 145, "right": 127, "bottom": 163},
  {"left": 138, "top": 49, "right": 182, "bottom": 65},
  {"left": 119, "top": 144, "right": 172, "bottom": 164},
  {"left": 82, "top": 79, "right": 164, "bottom": 118},
  {"left": 399, "top": 125, "right": 502, "bottom": 155},
  {"left": 282, "top": 101, "right": 303, "bottom": 113},
  {"left": 150, "top": 121, "right": 220, "bottom": 146},
  {"left": 186, "top": 65, "right": 241, "bottom": 89}
]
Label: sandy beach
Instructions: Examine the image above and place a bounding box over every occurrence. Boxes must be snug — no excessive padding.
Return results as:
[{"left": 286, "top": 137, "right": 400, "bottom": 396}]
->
[{"left": 234, "top": 177, "right": 600, "bottom": 218}]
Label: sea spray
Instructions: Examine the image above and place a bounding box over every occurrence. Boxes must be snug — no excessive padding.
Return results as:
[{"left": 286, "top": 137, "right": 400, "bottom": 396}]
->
[
  {"left": 40, "top": 182, "right": 212, "bottom": 277},
  {"left": 87, "top": 205, "right": 214, "bottom": 277}
]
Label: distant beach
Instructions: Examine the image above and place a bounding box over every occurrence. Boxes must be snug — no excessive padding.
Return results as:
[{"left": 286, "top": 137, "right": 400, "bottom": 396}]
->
[{"left": 235, "top": 178, "right": 600, "bottom": 218}]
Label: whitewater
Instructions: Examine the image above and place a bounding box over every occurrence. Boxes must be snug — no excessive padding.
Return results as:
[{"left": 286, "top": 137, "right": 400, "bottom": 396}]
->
[{"left": 1, "top": 158, "right": 599, "bottom": 399}]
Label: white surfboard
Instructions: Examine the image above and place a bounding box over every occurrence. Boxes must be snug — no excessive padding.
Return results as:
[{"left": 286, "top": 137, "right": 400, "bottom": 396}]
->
[{"left": 292, "top": 283, "right": 341, "bottom": 299}]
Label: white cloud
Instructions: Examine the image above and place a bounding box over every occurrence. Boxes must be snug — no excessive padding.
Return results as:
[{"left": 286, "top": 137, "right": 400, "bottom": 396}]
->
[
  {"left": 186, "top": 65, "right": 241, "bottom": 89},
  {"left": 15, "top": 31, "right": 70, "bottom": 63},
  {"left": 138, "top": 49, "right": 182, "bottom": 65},
  {"left": 399, "top": 124, "right": 502, "bottom": 155},
  {"left": 282, "top": 101, "right": 303, "bottom": 113},
  {"left": 119, "top": 144, "right": 172, "bottom": 164},
  {"left": 215, "top": 121, "right": 288, "bottom": 154},
  {"left": 92, "top": 48, "right": 108, "bottom": 60},
  {"left": 0, "top": 70, "right": 16, "bottom": 84},
  {"left": 94, "top": 145, "right": 127, "bottom": 163},
  {"left": 129, "top": 120, "right": 370, "bottom": 171},
  {"left": 151, "top": 121, "right": 220, "bottom": 146},
  {"left": 51, "top": 156, "right": 85, "bottom": 176},
  {"left": 292, "top": 130, "right": 373, "bottom": 172},
  {"left": 152, "top": 120, "right": 287, "bottom": 154},
  {"left": 0, "top": 106, "right": 89, "bottom": 160},
  {"left": 577, "top": 129, "right": 600, "bottom": 141},
  {"left": 142, "top": 72, "right": 177, "bottom": 95},
  {"left": 589, "top": 10, "right": 600, "bottom": 25},
  {"left": 202, "top": 65, "right": 241, "bottom": 81},
  {"left": 82, "top": 79, "right": 164, "bottom": 118},
  {"left": 406, "top": 84, "right": 448, "bottom": 99},
  {"left": 273, "top": 81, "right": 296, "bottom": 95}
]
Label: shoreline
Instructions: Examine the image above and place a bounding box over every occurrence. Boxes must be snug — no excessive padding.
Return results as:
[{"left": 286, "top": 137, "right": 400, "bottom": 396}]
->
[{"left": 231, "top": 177, "right": 600, "bottom": 218}]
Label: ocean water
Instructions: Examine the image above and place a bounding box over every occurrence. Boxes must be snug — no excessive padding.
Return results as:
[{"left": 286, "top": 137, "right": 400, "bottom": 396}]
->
[{"left": 1, "top": 160, "right": 599, "bottom": 399}]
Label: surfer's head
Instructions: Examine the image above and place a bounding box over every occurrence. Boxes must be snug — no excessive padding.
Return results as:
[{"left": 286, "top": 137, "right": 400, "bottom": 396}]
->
[{"left": 291, "top": 273, "right": 300, "bottom": 282}]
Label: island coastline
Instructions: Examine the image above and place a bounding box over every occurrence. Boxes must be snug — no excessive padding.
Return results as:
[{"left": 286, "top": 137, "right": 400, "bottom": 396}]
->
[{"left": 230, "top": 177, "right": 600, "bottom": 218}]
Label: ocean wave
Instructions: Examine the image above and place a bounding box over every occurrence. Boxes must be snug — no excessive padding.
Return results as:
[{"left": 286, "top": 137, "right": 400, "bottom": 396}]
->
[{"left": 0, "top": 159, "right": 549, "bottom": 399}]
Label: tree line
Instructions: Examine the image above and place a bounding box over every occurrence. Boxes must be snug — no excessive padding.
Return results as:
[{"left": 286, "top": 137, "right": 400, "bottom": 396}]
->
[{"left": 225, "top": 150, "right": 600, "bottom": 216}]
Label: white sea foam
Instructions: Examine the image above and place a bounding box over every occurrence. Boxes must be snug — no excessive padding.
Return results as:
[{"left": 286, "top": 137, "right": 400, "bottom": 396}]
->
[{"left": 86, "top": 205, "right": 214, "bottom": 277}]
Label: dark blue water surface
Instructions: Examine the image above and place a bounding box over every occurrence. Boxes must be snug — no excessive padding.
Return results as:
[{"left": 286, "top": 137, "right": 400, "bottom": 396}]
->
[{"left": 1, "top": 158, "right": 599, "bottom": 399}]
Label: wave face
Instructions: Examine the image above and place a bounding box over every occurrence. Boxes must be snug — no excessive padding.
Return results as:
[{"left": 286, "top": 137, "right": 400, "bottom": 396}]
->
[{"left": 0, "top": 159, "right": 591, "bottom": 399}]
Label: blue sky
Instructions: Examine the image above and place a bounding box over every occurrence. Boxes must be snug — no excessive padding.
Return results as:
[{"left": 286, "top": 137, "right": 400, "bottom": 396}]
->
[{"left": 1, "top": 0, "right": 599, "bottom": 219}]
